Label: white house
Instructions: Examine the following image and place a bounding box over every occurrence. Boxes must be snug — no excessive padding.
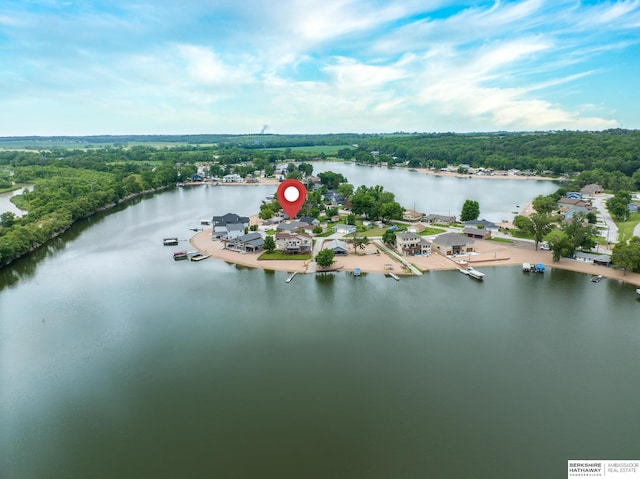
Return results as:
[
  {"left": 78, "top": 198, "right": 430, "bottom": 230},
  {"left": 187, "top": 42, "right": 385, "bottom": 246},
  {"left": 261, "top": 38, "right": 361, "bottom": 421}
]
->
[{"left": 333, "top": 224, "right": 356, "bottom": 235}]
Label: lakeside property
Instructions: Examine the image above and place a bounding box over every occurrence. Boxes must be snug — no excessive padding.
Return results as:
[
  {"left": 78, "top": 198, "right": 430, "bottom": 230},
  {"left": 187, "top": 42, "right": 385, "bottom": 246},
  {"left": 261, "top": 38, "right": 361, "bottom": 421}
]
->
[{"left": 190, "top": 228, "right": 640, "bottom": 287}]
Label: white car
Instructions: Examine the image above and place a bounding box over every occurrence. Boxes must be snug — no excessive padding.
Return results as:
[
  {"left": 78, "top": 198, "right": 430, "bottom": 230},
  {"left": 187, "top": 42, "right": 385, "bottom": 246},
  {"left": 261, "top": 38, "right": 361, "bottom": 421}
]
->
[{"left": 539, "top": 244, "right": 550, "bottom": 250}]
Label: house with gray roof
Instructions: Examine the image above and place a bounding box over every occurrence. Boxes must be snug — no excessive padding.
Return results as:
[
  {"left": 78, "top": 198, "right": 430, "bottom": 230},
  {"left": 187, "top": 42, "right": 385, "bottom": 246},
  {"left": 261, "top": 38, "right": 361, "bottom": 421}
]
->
[
  {"left": 225, "top": 232, "right": 264, "bottom": 253},
  {"left": 324, "top": 239, "right": 349, "bottom": 255},
  {"left": 332, "top": 224, "right": 356, "bottom": 235},
  {"left": 462, "top": 219, "right": 498, "bottom": 232},
  {"left": 433, "top": 232, "right": 474, "bottom": 256},
  {"left": 462, "top": 227, "right": 491, "bottom": 240},
  {"left": 211, "top": 213, "right": 250, "bottom": 240},
  {"left": 276, "top": 221, "right": 312, "bottom": 233},
  {"left": 423, "top": 214, "right": 456, "bottom": 225}
]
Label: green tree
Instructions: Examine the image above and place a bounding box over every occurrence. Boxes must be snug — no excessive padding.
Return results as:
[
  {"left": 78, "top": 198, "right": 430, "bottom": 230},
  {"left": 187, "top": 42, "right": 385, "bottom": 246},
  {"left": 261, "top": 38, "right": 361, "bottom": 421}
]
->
[
  {"left": 561, "top": 213, "right": 598, "bottom": 251},
  {"left": 1, "top": 212, "right": 16, "bottom": 228},
  {"left": 606, "top": 191, "right": 631, "bottom": 221},
  {"left": 546, "top": 229, "right": 574, "bottom": 262},
  {"left": 611, "top": 237, "right": 640, "bottom": 274},
  {"left": 263, "top": 235, "right": 276, "bottom": 253},
  {"left": 378, "top": 201, "right": 404, "bottom": 221},
  {"left": 352, "top": 233, "right": 370, "bottom": 252},
  {"left": 513, "top": 213, "right": 553, "bottom": 249},
  {"left": 532, "top": 195, "right": 557, "bottom": 214},
  {"left": 382, "top": 229, "right": 396, "bottom": 245},
  {"left": 460, "top": 199, "right": 480, "bottom": 221},
  {"left": 316, "top": 249, "right": 335, "bottom": 268}
]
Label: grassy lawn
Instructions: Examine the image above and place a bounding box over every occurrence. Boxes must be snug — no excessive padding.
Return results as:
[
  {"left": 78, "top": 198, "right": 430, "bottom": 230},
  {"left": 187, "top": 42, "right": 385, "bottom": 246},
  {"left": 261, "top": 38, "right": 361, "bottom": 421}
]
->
[
  {"left": 358, "top": 227, "right": 387, "bottom": 237},
  {"left": 418, "top": 227, "right": 446, "bottom": 236},
  {"left": 616, "top": 212, "right": 640, "bottom": 242},
  {"left": 258, "top": 251, "right": 312, "bottom": 261},
  {"left": 509, "top": 229, "right": 534, "bottom": 240}
]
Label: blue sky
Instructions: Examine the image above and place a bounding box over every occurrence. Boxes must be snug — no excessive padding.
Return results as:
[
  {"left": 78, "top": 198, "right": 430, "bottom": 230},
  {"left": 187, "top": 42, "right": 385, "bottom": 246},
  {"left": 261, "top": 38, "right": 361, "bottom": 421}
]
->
[{"left": 1, "top": 0, "right": 639, "bottom": 135}]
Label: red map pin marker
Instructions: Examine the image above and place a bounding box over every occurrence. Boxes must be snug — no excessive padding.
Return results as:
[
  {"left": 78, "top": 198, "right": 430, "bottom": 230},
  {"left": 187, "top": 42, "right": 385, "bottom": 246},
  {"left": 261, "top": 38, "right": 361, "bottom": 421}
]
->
[{"left": 276, "top": 178, "right": 307, "bottom": 219}]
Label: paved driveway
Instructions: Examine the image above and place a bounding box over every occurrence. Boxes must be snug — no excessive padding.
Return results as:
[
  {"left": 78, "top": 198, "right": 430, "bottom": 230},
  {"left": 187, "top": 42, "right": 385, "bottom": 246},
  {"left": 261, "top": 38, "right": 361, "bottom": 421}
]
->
[{"left": 591, "top": 194, "right": 618, "bottom": 244}]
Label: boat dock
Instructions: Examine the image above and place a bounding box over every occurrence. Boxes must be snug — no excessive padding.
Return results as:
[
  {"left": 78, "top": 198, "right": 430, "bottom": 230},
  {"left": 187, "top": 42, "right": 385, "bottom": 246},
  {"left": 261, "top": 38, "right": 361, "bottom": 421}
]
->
[
  {"left": 459, "top": 266, "right": 485, "bottom": 280},
  {"left": 285, "top": 272, "right": 298, "bottom": 283},
  {"left": 522, "top": 263, "right": 545, "bottom": 273}
]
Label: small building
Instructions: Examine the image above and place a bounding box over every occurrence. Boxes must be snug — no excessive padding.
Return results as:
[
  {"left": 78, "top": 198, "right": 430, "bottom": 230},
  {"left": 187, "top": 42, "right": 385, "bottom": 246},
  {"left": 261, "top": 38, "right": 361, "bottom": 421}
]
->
[
  {"left": 574, "top": 252, "right": 611, "bottom": 266},
  {"left": 395, "top": 232, "right": 431, "bottom": 256},
  {"left": 462, "top": 219, "right": 499, "bottom": 232},
  {"left": 324, "top": 239, "right": 349, "bottom": 255},
  {"left": 423, "top": 214, "right": 456, "bottom": 225},
  {"left": 580, "top": 184, "right": 603, "bottom": 196},
  {"left": 275, "top": 233, "right": 313, "bottom": 254},
  {"left": 462, "top": 227, "right": 492, "bottom": 240},
  {"left": 433, "top": 232, "right": 474, "bottom": 256},
  {"left": 225, "top": 232, "right": 264, "bottom": 253},
  {"left": 333, "top": 224, "right": 356, "bottom": 235}
]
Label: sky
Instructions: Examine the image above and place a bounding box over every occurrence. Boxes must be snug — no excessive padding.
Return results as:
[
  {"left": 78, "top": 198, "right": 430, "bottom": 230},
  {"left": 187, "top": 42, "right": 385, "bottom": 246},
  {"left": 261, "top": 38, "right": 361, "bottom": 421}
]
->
[{"left": 0, "top": 0, "right": 639, "bottom": 136}]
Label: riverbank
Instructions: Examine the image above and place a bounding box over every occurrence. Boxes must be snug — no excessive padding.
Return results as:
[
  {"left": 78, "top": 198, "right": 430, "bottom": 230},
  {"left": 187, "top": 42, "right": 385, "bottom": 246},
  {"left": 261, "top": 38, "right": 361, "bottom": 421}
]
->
[
  {"left": 190, "top": 230, "right": 640, "bottom": 287},
  {"left": 0, "top": 185, "right": 171, "bottom": 269}
]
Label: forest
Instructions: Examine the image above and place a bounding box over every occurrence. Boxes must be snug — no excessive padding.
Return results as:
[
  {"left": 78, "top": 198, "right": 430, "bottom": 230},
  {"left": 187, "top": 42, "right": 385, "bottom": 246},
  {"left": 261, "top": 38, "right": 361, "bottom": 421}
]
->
[{"left": 1, "top": 129, "right": 639, "bottom": 269}]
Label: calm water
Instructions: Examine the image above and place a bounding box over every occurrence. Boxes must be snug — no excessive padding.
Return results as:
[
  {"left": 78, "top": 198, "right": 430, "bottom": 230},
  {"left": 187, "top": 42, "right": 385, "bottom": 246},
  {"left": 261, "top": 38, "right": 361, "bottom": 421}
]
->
[
  {"left": 312, "top": 163, "right": 559, "bottom": 221},
  {"left": 0, "top": 185, "right": 32, "bottom": 217},
  {"left": 1, "top": 171, "right": 639, "bottom": 479}
]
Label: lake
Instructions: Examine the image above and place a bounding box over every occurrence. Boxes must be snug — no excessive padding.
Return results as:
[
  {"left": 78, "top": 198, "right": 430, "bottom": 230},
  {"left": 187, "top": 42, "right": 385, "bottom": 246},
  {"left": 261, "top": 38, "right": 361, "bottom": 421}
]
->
[{"left": 1, "top": 167, "right": 638, "bottom": 479}]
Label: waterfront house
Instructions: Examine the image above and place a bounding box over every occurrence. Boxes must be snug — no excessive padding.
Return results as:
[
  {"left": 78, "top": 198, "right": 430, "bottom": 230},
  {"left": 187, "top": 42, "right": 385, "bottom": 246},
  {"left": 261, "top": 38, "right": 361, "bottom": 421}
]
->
[
  {"left": 275, "top": 233, "right": 313, "bottom": 254},
  {"left": 223, "top": 174, "right": 243, "bottom": 183},
  {"left": 225, "top": 232, "right": 264, "bottom": 253},
  {"left": 574, "top": 252, "right": 611, "bottom": 266},
  {"left": 423, "top": 214, "right": 456, "bottom": 225},
  {"left": 433, "top": 233, "right": 474, "bottom": 256},
  {"left": 395, "top": 233, "right": 431, "bottom": 256},
  {"left": 324, "top": 239, "right": 349, "bottom": 255},
  {"left": 211, "top": 213, "right": 250, "bottom": 240}
]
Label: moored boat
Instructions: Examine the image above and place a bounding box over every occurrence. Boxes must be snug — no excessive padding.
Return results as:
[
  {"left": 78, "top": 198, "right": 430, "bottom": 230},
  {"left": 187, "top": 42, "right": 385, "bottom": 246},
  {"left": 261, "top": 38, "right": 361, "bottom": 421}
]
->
[
  {"left": 163, "top": 237, "right": 179, "bottom": 246},
  {"left": 465, "top": 267, "right": 485, "bottom": 280},
  {"left": 173, "top": 251, "right": 188, "bottom": 261}
]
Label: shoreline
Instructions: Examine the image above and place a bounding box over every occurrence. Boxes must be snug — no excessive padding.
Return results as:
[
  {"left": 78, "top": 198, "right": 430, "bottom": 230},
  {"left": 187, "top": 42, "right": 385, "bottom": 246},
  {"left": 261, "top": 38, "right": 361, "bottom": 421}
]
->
[{"left": 190, "top": 229, "right": 640, "bottom": 287}]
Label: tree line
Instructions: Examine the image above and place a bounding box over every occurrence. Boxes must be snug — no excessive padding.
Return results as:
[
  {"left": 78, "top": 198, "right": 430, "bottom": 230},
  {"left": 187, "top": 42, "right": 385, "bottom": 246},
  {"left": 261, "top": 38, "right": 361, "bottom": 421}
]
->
[{"left": 0, "top": 153, "right": 178, "bottom": 267}]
